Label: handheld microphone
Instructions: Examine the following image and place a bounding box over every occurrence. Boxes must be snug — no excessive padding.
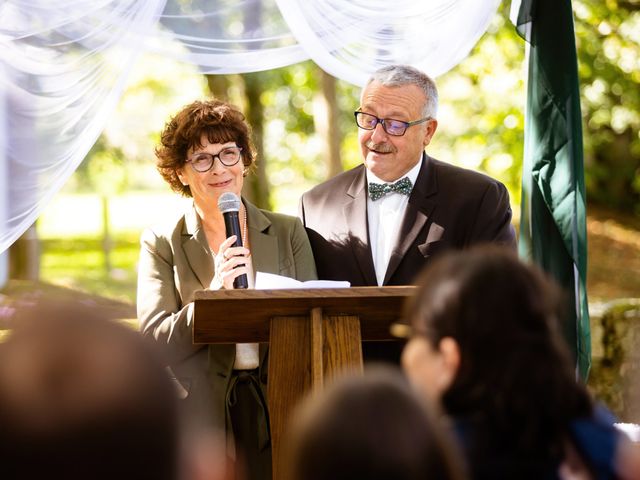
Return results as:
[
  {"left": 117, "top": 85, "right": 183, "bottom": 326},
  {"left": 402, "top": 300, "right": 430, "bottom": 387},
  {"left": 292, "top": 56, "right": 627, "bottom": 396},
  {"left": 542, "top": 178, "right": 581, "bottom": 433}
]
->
[{"left": 217, "top": 192, "right": 248, "bottom": 289}]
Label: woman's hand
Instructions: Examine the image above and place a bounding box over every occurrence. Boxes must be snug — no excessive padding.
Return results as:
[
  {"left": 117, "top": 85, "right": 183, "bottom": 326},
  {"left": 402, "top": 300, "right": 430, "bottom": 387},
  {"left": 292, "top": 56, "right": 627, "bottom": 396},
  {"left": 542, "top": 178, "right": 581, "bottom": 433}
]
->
[{"left": 210, "top": 235, "right": 250, "bottom": 290}]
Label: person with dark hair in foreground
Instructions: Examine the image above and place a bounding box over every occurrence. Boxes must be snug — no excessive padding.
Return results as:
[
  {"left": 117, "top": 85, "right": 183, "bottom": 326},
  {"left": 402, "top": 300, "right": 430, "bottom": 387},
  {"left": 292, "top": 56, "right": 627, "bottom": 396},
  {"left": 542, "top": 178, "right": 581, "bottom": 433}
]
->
[
  {"left": 401, "top": 246, "right": 632, "bottom": 480},
  {"left": 287, "top": 366, "right": 467, "bottom": 480},
  {"left": 0, "top": 301, "right": 179, "bottom": 480}
]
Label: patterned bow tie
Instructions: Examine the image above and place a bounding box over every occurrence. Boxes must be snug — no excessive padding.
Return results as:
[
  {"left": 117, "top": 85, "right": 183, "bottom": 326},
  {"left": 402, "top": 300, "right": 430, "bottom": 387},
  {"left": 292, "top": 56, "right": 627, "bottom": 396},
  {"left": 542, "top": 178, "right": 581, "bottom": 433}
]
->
[{"left": 368, "top": 177, "right": 413, "bottom": 201}]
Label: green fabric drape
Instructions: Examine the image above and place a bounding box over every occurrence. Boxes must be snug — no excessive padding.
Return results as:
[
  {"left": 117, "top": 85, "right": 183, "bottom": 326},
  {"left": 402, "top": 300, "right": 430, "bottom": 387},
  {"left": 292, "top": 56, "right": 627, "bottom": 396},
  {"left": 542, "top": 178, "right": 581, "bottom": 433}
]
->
[{"left": 515, "top": 0, "right": 591, "bottom": 379}]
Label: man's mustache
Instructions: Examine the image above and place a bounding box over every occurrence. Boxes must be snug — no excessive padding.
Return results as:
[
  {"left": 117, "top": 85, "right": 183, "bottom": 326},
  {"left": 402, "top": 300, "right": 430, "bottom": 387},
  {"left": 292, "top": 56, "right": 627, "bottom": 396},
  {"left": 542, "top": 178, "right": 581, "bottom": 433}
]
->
[{"left": 365, "top": 140, "right": 395, "bottom": 154}]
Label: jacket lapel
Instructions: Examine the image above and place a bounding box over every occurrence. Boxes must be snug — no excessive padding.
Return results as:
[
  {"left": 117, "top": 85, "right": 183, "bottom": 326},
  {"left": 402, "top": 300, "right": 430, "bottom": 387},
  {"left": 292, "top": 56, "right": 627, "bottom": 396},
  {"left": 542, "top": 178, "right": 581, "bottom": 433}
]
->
[
  {"left": 344, "top": 167, "right": 377, "bottom": 286},
  {"left": 245, "top": 200, "right": 279, "bottom": 276},
  {"left": 182, "top": 205, "right": 214, "bottom": 288},
  {"left": 383, "top": 155, "right": 438, "bottom": 284}
]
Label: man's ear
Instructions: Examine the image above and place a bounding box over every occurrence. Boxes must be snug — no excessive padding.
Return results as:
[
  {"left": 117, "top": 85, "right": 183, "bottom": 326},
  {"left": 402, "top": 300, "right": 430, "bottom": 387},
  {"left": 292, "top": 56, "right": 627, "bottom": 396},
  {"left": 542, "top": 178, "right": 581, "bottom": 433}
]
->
[
  {"left": 423, "top": 118, "right": 438, "bottom": 147},
  {"left": 437, "top": 336, "right": 460, "bottom": 390}
]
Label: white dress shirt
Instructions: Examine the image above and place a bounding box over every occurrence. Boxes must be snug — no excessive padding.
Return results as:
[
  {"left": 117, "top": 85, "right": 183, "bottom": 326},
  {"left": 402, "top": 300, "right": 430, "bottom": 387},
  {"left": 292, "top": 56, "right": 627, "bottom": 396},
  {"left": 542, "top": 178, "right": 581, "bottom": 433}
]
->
[{"left": 366, "top": 159, "right": 422, "bottom": 286}]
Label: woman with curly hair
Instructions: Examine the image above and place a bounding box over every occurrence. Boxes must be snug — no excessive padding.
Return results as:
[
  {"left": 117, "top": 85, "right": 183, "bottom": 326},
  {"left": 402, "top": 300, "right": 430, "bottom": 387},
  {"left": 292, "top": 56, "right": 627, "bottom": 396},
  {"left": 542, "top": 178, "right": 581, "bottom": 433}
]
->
[{"left": 137, "top": 99, "right": 317, "bottom": 480}]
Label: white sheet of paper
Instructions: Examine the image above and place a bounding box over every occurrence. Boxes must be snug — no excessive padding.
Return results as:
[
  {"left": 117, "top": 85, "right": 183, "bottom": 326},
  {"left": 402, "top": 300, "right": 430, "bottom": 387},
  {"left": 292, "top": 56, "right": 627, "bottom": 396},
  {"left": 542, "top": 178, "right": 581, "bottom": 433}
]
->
[{"left": 255, "top": 271, "right": 350, "bottom": 290}]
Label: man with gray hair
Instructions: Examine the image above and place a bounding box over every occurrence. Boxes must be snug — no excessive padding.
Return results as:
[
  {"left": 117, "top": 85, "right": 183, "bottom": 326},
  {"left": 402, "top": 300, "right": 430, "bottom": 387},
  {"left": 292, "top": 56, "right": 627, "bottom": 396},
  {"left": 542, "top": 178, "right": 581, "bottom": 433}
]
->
[{"left": 300, "top": 64, "right": 516, "bottom": 362}]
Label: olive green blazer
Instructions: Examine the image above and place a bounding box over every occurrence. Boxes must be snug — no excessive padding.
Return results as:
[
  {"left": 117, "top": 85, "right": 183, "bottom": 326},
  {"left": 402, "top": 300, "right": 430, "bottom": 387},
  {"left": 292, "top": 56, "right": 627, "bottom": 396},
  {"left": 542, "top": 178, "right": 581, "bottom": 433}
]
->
[{"left": 137, "top": 198, "right": 317, "bottom": 432}]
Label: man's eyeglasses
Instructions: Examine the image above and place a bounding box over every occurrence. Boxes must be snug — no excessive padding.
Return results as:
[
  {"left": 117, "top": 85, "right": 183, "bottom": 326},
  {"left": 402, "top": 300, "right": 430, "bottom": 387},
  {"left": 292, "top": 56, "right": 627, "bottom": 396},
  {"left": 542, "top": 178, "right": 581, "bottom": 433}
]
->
[
  {"left": 354, "top": 111, "right": 431, "bottom": 137},
  {"left": 186, "top": 146, "right": 243, "bottom": 172}
]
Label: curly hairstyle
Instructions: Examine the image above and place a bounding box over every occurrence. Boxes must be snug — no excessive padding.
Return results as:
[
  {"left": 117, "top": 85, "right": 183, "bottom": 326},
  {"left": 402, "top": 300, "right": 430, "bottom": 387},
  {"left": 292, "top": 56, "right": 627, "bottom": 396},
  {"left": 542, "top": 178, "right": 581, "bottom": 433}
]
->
[
  {"left": 155, "top": 99, "right": 256, "bottom": 197},
  {"left": 404, "top": 246, "right": 593, "bottom": 478}
]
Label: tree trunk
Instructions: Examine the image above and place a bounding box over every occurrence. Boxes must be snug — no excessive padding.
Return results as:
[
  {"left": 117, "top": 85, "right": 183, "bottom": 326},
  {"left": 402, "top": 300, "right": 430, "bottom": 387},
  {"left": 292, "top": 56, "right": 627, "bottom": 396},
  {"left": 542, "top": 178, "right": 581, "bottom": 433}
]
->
[
  {"left": 8, "top": 224, "right": 40, "bottom": 281},
  {"left": 101, "top": 195, "right": 112, "bottom": 274},
  {"left": 316, "top": 68, "right": 343, "bottom": 179},
  {"left": 239, "top": 0, "right": 270, "bottom": 209},
  {"left": 242, "top": 72, "right": 270, "bottom": 209},
  {"left": 206, "top": 75, "right": 230, "bottom": 101}
]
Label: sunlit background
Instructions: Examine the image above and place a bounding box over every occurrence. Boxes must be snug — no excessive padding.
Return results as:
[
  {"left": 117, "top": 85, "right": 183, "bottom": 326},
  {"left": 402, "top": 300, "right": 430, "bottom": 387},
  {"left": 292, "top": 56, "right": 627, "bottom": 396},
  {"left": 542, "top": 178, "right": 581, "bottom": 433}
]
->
[{"left": 29, "top": 1, "right": 639, "bottom": 309}]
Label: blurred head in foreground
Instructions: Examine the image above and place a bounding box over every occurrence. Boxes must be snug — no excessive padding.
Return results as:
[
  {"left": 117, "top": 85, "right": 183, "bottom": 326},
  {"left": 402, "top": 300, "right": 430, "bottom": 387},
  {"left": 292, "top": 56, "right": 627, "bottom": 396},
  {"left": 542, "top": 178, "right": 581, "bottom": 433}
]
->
[
  {"left": 288, "top": 366, "right": 466, "bottom": 480},
  {"left": 401, "top": 246, "right": 580, "bottom": 406},
  {"left": 0, "top": 300, "right": 179, "bottom": 480},
  {"left": 400, "top": 246, "right": 617, "bottom": 478}
]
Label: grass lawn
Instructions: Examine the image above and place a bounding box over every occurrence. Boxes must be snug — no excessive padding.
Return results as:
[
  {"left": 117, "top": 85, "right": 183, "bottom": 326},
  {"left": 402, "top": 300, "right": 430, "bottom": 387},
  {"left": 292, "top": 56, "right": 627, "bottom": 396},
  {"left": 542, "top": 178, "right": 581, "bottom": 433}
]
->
[
  {"left": 36, "top": 191, "right": 191, "bottom": 305},
  {"left": 40, "top": 236, "right": 140, "bottom": 305}
]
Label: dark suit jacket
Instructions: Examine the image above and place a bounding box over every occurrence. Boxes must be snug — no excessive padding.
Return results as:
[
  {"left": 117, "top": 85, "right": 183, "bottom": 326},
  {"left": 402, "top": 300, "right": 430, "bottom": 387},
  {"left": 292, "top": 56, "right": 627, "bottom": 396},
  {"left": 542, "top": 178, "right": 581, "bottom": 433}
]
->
[
  {"left": 137, "top": 199, "right": 317, "bottom": 440},
  {"left": 300, "top": 154, "right": 516, "bottom": 287}
]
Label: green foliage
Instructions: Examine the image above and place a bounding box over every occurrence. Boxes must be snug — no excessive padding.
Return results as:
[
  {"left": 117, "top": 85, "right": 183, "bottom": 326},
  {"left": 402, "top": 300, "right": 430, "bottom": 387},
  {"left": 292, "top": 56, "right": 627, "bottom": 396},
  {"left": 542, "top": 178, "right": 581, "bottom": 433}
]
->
[
  {"left": 59, "top": 3, "right": 640, "bottom": 216},
  {"left": 37, "top": 0, "right": 640, "bottom": 301},
  {"left": 261, "top": 62, "right": 322, "bottom": 189},
  {"left": 257, "top": 62, "right": 357, "bottom": 187},
  {"left": 428, "top": 5, "right": 526, "bottom": 204},
  {"left": 426, "top": 1, "right": 640, "bottom": 214},
  {"left": 73, "top": 136, "right": 127, "bottom": 194},
  {"left": 87, "top": 150, "right": 128, "bottom": 196},
  {"left": 337, "top": 79, "right": 363, "bottom": 171},
  {"left": 574, "top": 0, "right": 640, "bottom": 213}
]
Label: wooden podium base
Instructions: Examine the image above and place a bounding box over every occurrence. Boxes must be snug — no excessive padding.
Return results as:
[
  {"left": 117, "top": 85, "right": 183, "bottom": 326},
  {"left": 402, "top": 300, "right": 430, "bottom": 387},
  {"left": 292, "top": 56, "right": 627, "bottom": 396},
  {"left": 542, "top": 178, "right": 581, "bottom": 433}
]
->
[{"left": 193, "top": 286, "right": 414, "bottom": 479}]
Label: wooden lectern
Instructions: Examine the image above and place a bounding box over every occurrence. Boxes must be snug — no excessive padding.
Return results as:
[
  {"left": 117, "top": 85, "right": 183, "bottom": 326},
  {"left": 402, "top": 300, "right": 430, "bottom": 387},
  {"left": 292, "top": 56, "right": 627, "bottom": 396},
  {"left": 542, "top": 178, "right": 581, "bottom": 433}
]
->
[{"left": 193, "top": 286, "right": 415, "bottom": 479}]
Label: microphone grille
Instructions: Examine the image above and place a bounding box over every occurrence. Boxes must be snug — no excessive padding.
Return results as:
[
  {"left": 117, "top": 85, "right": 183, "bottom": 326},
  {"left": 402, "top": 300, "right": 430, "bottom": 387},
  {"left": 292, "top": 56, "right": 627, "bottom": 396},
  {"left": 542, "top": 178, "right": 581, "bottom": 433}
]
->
[{"left": 218, "top": 192, "right": 241, "bottom": 213}]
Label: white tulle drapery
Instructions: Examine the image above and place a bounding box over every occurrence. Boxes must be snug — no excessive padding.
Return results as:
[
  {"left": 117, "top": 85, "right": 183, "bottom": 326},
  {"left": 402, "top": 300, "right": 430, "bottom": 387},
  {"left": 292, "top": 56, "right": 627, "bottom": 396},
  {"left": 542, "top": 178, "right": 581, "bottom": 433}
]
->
[
  {"left": 0, "top": 0, "right": 166, "bottom": 255},
  {"left": 275, "top": 0, "right": 500, "bottom": 86},
  {"left": 0, "top": 0, "right": 500, "bottom": 254}
]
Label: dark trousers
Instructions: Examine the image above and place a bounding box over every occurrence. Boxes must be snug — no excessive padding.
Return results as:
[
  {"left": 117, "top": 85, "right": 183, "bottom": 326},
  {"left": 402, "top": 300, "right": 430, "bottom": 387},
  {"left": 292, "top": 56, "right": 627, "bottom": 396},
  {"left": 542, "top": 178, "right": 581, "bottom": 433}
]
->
[{"left": 229, "top": 370, "right": 272, "bottom": 480}]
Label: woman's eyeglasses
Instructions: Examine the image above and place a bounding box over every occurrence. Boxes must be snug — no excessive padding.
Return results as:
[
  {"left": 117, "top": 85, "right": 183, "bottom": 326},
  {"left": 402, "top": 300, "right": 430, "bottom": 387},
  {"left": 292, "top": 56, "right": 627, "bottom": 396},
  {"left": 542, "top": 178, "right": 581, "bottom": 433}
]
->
[{"left": 186, "top": 146, "right": 243, "bottom": 172}]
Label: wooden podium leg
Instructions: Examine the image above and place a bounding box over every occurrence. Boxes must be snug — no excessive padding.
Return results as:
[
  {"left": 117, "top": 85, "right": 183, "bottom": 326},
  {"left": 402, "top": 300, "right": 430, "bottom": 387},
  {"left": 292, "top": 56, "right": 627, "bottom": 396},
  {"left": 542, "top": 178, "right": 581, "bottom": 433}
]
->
[
  {"left": 323, "top": 315, "right": 363, "bottom": 380},
  {"left": 267, "top": 312, "right": 363, "bottom": 480},
  {"left": 267, "top": 315, "right": 311, "bottom": 480},
  {"left": 310, "top": 307, "right": 324, "bottom": 391}
]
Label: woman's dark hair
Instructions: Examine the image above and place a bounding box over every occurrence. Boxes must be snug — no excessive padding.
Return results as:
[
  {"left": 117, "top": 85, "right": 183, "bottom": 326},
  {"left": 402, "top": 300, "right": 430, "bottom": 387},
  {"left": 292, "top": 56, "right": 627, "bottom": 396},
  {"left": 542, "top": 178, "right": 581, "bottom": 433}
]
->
[
  {"left": 405, "top": 246, "right": 593, "bottom": 477},
  {"left": 288, "top": 366, "right": 467, "bottom": 480},
  {"left": 155, "top": 99, "right": 255, "bottom": 196}
]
